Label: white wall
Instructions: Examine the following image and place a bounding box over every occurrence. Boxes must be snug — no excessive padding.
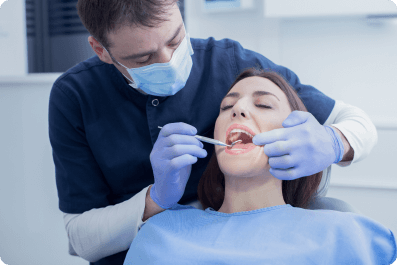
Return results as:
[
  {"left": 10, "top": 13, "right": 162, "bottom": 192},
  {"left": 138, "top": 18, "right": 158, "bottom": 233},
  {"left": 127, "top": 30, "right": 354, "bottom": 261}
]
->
[
  {"left": 279, "top": 16, "right": 397, "bottom": 126},
  {"left": 186, "top": 0, "right": 283, "bottom": 68},
  {"left": 186, "top": 0, "right": 397, "bottom": 239},
  {"left": 0, "top": 76, "right": 86, "bottom": 265}
]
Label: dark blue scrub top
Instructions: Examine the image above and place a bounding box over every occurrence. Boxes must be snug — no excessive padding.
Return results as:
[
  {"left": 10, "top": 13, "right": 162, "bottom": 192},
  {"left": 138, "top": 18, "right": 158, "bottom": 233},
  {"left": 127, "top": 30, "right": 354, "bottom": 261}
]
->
[{"left": 48, "top": 37, "right": 335, "bottom": 265}]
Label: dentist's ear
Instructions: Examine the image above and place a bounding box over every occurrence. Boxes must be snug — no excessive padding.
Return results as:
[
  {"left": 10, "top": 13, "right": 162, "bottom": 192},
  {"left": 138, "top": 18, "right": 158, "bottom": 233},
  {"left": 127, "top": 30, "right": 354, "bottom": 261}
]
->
[{"left": 88, "top": 36, "right": 113, "bottom": 64}]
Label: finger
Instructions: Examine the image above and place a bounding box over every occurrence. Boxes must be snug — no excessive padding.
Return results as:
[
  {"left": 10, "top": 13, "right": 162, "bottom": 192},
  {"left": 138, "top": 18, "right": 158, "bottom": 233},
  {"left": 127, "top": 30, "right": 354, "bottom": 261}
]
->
[
  {"left": 164, "top": 134, "right": 204, "bottom": 148},
  {"left": 282, "top": 111, "right": 309, "bottom": 128},
  {"left": 169, "top": 154, "right": 198, "bottom": 172},
  {"left": 269, "top": 167, "right": 297, "bottom": 181},
  {"left": 252, "top": 128, "right": 286, "bottom": 146},
  {"left": 164, "top": 145, "right": 208, "bottom": 160},
  {"left": 268, "top": 155, "right": 295, "bottom": 170},
  {"left": 160, "top": 122, "right": 197, "bottom": 137},
  {"left": 263, "top": 141, "right": 290, "bottom": 157}
]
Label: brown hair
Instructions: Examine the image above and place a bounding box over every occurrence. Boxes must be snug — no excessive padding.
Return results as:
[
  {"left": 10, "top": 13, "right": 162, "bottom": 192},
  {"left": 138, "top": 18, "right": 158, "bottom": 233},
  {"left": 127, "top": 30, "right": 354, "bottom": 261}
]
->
[
  {"left": 76, "top": 0, "right": 179, "bottom": 50},
  {"left": 197, "top": 68, "right": 323, "bottom": 210}
]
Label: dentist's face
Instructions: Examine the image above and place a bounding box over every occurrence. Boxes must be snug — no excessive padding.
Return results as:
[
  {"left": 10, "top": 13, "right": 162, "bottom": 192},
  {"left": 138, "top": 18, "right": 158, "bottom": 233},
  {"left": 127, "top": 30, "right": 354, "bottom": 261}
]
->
[
  {"left": 214, "top": 76, "right": 292, "bottom": 179},
  {"left": 90, "top": 3, "right": 185, "bottom": 81}
]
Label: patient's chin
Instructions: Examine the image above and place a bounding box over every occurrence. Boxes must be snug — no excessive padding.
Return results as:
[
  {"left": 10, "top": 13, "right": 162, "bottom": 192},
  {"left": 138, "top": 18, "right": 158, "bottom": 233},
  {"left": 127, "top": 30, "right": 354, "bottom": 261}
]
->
[
  {"left": 219, "top": 145, "right": 266, "bottom": 160},
  {"left": 218, "top": 155, "right": 269, "bottom": 179}
]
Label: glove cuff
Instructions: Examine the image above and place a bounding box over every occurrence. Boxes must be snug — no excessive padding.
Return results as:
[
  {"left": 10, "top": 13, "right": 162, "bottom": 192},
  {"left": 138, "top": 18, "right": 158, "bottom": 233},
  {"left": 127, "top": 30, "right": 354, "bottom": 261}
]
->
[
  {"left": 324, "top": 126, "right": 345, "bottom": 164},
  {"left": 149, "top": 184, "right": 173, "bottom": 210}
]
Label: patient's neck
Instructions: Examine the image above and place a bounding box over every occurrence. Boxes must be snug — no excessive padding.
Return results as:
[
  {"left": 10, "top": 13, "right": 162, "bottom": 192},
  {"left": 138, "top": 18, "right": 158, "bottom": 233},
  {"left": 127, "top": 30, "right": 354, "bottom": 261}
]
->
[{"left": 218, "top": 174, "right": 286, "bottom": 214}]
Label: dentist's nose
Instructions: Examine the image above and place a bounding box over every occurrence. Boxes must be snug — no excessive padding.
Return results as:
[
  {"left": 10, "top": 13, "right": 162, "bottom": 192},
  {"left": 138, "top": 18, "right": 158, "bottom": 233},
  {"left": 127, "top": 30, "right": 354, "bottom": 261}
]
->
[{"left": 157, "top": 48, "right": 174, "bottom": 64}]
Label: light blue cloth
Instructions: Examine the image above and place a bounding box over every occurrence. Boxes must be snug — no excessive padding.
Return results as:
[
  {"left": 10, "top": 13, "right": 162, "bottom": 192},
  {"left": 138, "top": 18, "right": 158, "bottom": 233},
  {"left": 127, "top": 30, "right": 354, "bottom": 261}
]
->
[{"left": 124, "top": 204, "right": 396, "bottom": 265}]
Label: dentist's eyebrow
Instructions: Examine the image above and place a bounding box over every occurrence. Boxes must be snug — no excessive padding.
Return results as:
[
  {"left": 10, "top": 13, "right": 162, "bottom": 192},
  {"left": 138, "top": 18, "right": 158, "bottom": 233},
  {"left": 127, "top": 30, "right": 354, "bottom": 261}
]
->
[
  {"left": 223, "top": 91, "right": 280, "bottom": 101},
  {"left": 120, "top": 23, "right": 184, "bottom": 61}
]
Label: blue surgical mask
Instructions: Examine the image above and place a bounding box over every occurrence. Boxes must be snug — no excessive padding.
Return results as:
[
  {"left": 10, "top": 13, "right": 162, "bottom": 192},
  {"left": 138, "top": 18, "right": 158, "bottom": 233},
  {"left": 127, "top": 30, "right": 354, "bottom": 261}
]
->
[{"left": 104, "top": 30, "right": 194, "bottom": 97}]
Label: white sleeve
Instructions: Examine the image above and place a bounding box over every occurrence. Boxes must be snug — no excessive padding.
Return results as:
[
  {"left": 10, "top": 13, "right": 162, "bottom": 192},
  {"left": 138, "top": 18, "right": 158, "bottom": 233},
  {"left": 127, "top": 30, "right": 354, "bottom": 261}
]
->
[
  {"left": 316, "top": 100, "right": 378, "bottom": 197},
  {"left": 323, "top": 100, "right": 378, "bottom": 166},
  {"left": 63, "top": 185, "right": 151, "bottom": 263}
]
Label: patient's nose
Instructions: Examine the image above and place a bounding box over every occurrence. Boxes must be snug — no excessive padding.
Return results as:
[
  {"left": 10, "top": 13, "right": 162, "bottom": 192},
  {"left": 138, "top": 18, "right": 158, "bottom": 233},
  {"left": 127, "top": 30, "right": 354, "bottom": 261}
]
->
[
  {"left": 231, "top": 105, "right": 250, "bottom": 119},
  {"left": 233, "top": 112, "right": 246, "bottom": 117}
]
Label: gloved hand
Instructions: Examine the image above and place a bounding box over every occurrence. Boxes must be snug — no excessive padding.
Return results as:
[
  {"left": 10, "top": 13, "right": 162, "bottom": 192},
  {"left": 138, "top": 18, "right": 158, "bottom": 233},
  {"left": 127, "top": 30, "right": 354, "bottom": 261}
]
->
[
  {"left": 150, "top": 122, "right": 207, "bottom": 209},
  {"left": 252, "top": 111, "right": 344, "bottom": 180}
]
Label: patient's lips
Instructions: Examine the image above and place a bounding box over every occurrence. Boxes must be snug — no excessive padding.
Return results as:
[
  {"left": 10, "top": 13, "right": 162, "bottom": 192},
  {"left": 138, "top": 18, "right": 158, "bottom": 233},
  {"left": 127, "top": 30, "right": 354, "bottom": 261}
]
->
[{"left": 225, "top": 124, "right": 257, "bottom": 155}]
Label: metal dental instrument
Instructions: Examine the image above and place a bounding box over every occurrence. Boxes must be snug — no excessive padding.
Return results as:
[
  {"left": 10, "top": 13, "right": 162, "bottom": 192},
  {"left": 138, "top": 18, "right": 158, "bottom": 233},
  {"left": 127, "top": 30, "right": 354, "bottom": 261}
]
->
[{"left": 158, "top": 126, "right": 242, "bottom": 147}]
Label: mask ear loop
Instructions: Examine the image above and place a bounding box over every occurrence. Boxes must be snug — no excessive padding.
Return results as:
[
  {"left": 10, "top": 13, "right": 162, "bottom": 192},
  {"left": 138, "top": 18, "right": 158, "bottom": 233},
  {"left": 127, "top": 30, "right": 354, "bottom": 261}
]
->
[
  {"left": 122, "top": 73, "right": 138, "bottom": 88},
  {"left": 100, "top": 43, "right": 138, "bottom": 87}
]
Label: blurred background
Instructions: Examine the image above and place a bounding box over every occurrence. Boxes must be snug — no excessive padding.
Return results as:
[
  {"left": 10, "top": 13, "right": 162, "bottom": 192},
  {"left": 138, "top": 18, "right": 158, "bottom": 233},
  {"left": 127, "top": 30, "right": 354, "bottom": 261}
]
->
[{"left": 0, "top": 0, "right": 396, "bottom": 264}]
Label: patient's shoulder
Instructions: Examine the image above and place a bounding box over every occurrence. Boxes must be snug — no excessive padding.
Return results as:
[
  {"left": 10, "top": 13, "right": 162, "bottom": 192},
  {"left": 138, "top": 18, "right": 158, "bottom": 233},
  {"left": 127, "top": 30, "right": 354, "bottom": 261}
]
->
[
  {"left": 305, "top": 209, "right": 396, "bottom": 264},
  {"left": 289, "top": 207, "right": 375, "bottom": 231},
  {"left": 297, "top": 208, "right": 394, "bottom": 241},
  {"left": 304, "top": 208, "right": 363, "bottom": 223}
]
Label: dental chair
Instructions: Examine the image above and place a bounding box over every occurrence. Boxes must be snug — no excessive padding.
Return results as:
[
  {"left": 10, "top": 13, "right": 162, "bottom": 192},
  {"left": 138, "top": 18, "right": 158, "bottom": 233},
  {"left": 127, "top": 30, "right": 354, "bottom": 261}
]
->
[
  {"left": 304, "top": 166, "right": 362, "bottom": 214},
  {"left": 188, "top": 166, "right": 363, "bottom": 215},
  {"left": 306, "top": 196, "right": 362, "bottom": 214}
]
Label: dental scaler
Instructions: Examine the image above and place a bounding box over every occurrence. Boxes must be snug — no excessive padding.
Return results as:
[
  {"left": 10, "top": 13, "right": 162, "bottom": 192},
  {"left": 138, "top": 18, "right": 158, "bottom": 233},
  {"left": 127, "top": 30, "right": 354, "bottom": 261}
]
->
[{"left": 158, "top": 126, "right": 241, "bottom": 147}]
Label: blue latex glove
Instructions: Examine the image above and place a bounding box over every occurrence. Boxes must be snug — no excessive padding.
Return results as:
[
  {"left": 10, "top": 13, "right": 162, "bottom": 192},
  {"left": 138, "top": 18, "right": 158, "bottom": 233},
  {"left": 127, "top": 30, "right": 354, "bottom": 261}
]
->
[
  {"left": 150, "top": 122, "right": 207, "bottom": 209},
  {"left": 252, "top": 111, "right": 344, "bottom": 180}
]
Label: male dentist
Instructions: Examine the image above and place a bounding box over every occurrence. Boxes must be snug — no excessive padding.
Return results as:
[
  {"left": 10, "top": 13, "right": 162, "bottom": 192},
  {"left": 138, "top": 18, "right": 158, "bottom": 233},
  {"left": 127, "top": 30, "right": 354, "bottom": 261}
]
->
[{"left": 49, "top": 0, "right": 377, "bottom": 264}]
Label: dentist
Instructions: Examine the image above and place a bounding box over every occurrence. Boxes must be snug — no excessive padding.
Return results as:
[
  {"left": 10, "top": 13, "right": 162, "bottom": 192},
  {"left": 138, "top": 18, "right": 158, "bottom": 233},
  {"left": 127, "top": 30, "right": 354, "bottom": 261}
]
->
[{"left": 48, "top": 0, "right": 377, "bottom": 264}]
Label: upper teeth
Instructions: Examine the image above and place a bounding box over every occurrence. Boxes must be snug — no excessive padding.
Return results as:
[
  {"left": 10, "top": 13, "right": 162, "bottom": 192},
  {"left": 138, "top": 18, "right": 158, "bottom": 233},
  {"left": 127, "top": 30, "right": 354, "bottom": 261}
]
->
[{"left": 229, "top": 129, "right": 253, "bottom": 138}]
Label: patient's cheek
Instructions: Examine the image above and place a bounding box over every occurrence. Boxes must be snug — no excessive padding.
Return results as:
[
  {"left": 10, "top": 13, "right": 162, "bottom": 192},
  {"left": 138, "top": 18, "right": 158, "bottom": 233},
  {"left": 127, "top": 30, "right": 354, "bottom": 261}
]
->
[
  {"left": 255, "top": 144, "right": 270, "bottom": 169},
  {"left": 262, "top": 148, "right": 270, "bottom": 165}
]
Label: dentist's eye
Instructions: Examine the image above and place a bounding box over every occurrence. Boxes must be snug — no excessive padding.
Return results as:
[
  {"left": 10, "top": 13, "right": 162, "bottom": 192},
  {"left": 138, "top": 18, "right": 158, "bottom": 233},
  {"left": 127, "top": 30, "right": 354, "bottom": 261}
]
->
[
  {"left": 137, "top": 54, "right": 153, "bottom": 65},
  {"left": 169, "top": 39, "right": 181, "bottom": 48}
]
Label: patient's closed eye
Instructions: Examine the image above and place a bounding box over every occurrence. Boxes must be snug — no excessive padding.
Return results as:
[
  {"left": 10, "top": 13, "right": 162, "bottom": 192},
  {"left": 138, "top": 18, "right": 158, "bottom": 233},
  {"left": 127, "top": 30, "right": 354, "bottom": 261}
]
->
[{"left": 220, "top": 104, "right": 272, "bottom": 111}]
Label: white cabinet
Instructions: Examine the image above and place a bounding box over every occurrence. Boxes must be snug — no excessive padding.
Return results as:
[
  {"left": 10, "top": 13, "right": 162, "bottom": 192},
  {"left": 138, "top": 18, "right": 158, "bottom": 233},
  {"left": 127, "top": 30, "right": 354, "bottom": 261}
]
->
[{"left": 264, "top": 0, "right": 397, "bottom": 18}]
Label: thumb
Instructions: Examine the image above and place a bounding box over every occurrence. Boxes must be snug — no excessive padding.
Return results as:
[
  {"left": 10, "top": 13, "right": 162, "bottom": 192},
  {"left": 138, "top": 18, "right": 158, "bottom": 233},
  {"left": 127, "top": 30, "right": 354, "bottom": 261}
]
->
[
  {"left": 252, "top": 128, "right": 285, "bottom": 146},
  {"left": 282, "top": 111, "right": 310, "bottom": 128}
]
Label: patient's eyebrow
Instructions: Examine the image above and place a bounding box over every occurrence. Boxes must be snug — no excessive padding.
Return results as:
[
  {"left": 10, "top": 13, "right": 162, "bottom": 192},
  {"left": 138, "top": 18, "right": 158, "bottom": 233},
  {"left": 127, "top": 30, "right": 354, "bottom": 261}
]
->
[{"left": 224, "top": 91, "right": 280, "bottom": 101}]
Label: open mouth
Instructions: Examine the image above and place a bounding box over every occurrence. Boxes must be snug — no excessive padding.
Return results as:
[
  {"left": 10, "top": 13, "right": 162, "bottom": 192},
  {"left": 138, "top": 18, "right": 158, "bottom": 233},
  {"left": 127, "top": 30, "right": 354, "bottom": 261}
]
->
[
  {"left": 224, "top": 124, "right": 257, "bottom": 155},
  {"left": 226, "top": 129, "right": 254, "bottom": 147}
]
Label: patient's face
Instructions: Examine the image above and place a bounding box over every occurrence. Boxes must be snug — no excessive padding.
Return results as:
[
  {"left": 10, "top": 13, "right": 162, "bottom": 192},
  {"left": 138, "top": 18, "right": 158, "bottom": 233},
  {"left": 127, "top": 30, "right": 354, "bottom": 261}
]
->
[{"left": 214, "top": 76, "right": 292, "bottom": 179}]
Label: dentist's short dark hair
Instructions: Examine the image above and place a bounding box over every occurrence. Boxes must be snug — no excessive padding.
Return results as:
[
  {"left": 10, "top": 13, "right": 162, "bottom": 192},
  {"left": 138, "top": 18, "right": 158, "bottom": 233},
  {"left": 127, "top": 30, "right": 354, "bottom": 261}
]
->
[
  {"left": 197, "top": 68, "right": 323, "bottom": 211},
  {"left": 77, "top": 0, "right": 180, "bottom": 50}
]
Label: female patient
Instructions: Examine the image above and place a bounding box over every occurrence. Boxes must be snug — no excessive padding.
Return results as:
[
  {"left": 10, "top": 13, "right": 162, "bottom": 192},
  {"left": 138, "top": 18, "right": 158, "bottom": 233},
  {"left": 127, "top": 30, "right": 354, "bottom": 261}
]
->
[{"left": 124, "top": 68, "right": 397, "bottom": 264}]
